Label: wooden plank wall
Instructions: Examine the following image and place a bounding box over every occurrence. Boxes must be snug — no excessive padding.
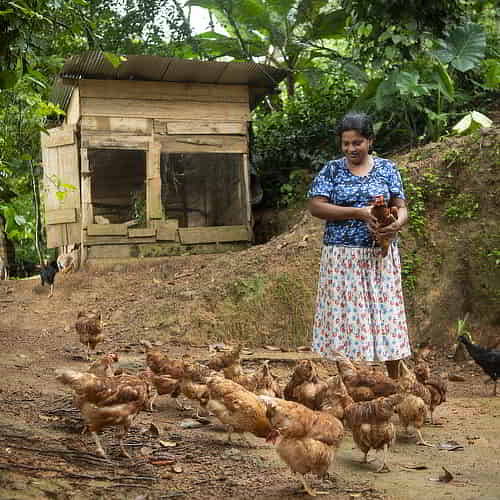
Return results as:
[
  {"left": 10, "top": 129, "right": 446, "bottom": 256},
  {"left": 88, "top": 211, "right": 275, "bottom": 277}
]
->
[
  {"left": 75, "top": 78, "right": 253, "bottom": 250},
  {"left": 41, "top": 126, "right": 82, "bottom": 248}
]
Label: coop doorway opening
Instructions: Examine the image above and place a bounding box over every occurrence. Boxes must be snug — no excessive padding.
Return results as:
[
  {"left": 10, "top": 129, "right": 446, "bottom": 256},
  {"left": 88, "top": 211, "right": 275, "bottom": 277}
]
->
[{"left": 88, "top": 149, "right": 147, "bottom": 226}]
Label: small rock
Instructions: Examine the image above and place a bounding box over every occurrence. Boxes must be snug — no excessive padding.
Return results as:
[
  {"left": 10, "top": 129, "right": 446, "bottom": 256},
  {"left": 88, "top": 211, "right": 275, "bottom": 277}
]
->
[{"left": 448, "top": 374, "right": 466, "bottom": 382}]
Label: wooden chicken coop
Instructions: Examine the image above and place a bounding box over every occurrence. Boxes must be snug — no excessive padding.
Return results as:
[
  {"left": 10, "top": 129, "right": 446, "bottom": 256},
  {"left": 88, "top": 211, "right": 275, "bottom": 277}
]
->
[{"left": 41, "top": 51, "right": 287, "bottom": 264}]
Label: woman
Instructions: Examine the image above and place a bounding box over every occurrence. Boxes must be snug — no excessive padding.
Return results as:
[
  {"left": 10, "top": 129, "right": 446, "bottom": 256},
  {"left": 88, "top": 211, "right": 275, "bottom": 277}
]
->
[{"left": 308, "top": 112, "right": 411, "bottom": 378}]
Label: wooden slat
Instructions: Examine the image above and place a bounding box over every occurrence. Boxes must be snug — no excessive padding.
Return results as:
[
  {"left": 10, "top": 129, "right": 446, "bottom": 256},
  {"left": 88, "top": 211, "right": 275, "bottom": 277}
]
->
[
  {"left": 166, "top": 121, "right": 247, "bottom": 135},
  {"left": 87, "top": 224, "right": 128, "bottom": 236},
  {"left": 159, "top": 135, "right": 247, "bottom": 153},
  {"left": 242, "top": 153, "right": 252, "bottom": 230},
  {"left": 81, "top": 116, "right": 153, "bottom": 135},
  {"left": 88, "top": 245, "right": 133, "bottom": 259},
  {"left": 66, "top": 87, "right": 80, "bottom": 126},
  {"left": 81, "top": 134, "right": 150, "bottom": 150},
  {"left": 178, "top": 225, "right": 250, "bottom": 244},
  {"left": 81, "top": 98, "right": 250, "bottom": 122},
  {"left": 79, "top": 80, "right": 249, "bottom": 103},
  {"left": 45, "top": 208, "right": 77, "bottom": 225},
  {"left": 84, "top": 235, "right": 156, "bottom": 245},
  {"left": 154, "top": 220, "right": 179, "bottom": 241},
  {"left": 147, "top": 142, "right": 162, "bottom": 220},
  {"left": 128, "top": 228, "right": 156, "bottom": 238},
  {"left": 44, "top": 128, "right": 75, "bottom": 148}
]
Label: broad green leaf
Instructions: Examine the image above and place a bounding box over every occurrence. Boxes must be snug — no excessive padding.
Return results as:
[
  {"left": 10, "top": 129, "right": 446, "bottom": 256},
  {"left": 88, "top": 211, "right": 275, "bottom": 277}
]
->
[
  {"left": 395, "top": 71, "right": 431, "bottom": 97},
  {"left": 309, "top": 9, "right": 347, "bottom": 39},
  {"left": 452, "top": 111, "right": 492, "bottom": 135},
  {"left": 434, "top": 23, "right": 486, "bottom": 72}
]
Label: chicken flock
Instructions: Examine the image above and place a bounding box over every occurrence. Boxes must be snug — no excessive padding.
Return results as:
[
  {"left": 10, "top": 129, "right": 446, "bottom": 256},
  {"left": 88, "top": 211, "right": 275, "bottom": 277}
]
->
[{"left": 53, "top": 316, "right": 457, "bottom": 496}]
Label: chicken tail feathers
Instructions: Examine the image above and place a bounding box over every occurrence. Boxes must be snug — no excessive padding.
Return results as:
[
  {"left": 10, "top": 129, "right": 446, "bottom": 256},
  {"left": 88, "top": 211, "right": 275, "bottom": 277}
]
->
[{"left": 55, "top": 368, "right": 93, "bottom": 390}]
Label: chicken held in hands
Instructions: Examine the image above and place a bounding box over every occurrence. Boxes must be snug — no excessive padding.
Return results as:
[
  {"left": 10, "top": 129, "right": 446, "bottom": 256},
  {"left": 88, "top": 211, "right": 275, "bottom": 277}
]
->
[
  {"left": 284, "top": 360, "right": 328, "bottom": 410},
  {"left": 55, "top": 369, "right": 149, "bottom": 459},
  {"left": 205, "top": 375, "right": 272, "bottom": 445},
  {"left": 371, "top": 195, "right": 399, "bottom": 257},
  {"left": 76, "top": 311, "right": 104, "bottom": 360},
  {"left": 260, "top": 396, "right": 344, "bottom": 497}
]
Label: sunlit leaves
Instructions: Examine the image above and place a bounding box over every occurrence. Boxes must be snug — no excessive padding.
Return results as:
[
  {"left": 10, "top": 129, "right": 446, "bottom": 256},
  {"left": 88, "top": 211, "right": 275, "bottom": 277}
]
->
[{"left": 452, "top": 111, "right": 492, "bottom": 135}]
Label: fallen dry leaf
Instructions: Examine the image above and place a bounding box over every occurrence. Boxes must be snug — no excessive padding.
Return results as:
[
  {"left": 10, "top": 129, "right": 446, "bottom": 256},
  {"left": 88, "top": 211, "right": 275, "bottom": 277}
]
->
[
  {"left": 159, "top": 440, "right": 177, "bottom": 448},
  {"left": 429, "top": 467, "right": 454, "bottom": 483},
  {"left": 401, "top": 464, "right": 429, "bottom": 471}
]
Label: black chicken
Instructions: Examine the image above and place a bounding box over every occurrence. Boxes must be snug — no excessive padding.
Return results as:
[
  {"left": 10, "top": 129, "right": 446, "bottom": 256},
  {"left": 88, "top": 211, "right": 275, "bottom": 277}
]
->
[
  {"left": 458, "top": 335, "right": 500, "bottom": 396},
  {"left": 40, "top": 260, "right": 59, "bottom": 298}
]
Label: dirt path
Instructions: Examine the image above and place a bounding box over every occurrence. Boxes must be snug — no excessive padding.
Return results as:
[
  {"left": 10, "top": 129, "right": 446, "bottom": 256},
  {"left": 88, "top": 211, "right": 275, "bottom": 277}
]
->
[{"left": 1, "top": 265, "right": 499, "bottom": 499}]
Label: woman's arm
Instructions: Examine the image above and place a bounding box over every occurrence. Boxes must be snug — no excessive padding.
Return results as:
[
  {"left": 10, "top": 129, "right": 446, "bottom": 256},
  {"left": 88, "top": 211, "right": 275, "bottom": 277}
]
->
[{"left": 308, "top": 196, "right": 378, "bottom": 228}]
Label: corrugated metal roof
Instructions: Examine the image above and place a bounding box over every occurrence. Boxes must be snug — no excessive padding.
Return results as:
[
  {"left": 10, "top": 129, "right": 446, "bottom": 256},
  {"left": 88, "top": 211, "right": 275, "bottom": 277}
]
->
[{"left": 52, "top": 51, "right": 288, "bottom": 111}]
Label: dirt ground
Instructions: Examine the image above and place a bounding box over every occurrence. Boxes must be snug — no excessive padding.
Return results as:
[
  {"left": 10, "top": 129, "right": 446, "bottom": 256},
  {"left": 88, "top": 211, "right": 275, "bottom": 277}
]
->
[{"left": 1, "top": 254, "right": 500, "bottom": 500}]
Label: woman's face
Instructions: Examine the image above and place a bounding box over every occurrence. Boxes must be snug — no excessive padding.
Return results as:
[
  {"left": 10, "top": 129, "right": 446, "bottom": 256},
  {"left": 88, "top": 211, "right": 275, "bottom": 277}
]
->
[{"left": 341, "top": 130, "right": 373, "bottom": 166}]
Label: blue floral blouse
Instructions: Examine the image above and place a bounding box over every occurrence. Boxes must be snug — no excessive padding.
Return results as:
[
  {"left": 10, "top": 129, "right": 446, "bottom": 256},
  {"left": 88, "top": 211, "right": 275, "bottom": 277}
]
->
[{"left": 308, "top": 156, "right": 405, "bottom": 247}]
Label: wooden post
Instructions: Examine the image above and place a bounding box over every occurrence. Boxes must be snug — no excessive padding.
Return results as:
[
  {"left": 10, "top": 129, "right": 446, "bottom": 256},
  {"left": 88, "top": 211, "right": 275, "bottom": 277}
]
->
[
  {"left": 147, "top": 141, "right": 162, "bottom": 222},
  {"left": 80, "top": 148, "right": 93, "bottom": 266},
  {"left": 242, "top": 153, "right": 252, "bottom": 236}
]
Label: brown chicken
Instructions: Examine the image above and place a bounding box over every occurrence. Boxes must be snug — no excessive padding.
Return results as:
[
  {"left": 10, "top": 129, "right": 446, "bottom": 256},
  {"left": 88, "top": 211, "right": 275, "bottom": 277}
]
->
[
  {"left": 87, "top": 353, "right": 119, "bottom": 378},
  {"left": 144, "top": 370, "right": 182, "bottom": 410},
  {"left": 260, "top": 395, "right": 344, "bottom": 496},
  {"left": 336, "top": 354, "right": 399, "bottom": 402},
  {"left": 76, "top": 311, "right": 104, "bottom": 360},
  {"left": 336, "top": 377, "right": 403, "bottom": 472},
  {"left": 178, "top": 361, "right": 211, "bottom": 417},
  {"left": 371, "top": 195, "right": 399, "bottom": 257},
  {"left": 141, "top": 340, "right": 186, "bottom": 379},
  {"left": 55, "top": 369, "right": 149, "bottom": 458},
  {"left": 316, "top": 376, "right": 351, "bottom": 421},
  {"left": 284, "top": 360, "right": 328, "bottom": 410},
  {"left": 205, "top": 375, "right": 272, "bottom": 444},
  {"left": 399, "top": 361, "right": 447, "bottom": 425},
  {"left": 222, "top": 359, "right": 281, "bottom": 398},
  {"left": 207, "top": 344, "right": 242, "bottom": 371}
]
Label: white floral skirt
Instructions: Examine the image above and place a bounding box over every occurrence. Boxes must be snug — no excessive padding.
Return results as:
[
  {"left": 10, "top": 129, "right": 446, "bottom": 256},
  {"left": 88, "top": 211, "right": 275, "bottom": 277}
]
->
[{"left": 312, "top": 244, "right": 412, "bottom": 362}]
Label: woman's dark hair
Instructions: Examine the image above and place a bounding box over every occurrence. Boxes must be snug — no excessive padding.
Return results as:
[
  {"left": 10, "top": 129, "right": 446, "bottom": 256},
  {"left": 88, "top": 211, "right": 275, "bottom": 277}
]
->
[{"left": 336, "top": 112, "right": 374, "bottom": 140}]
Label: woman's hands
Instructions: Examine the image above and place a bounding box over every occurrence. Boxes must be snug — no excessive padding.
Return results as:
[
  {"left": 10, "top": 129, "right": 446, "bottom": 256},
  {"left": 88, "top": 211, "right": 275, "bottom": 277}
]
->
[{"left": 357, "top": 205, "right": 379, "bottom": 232}]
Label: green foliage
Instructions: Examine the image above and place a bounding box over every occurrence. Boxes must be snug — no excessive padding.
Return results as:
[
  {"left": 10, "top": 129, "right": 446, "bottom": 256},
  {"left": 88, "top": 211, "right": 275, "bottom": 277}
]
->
[
  {"left": 278, "top": 169, "right": 312, "bottom": 208},
  {"left": 444, "top": 193, "right": 480, "bottom": 221},
  {"left": 434, "top": 23, "right": 487, "bottom": 72},
  {"left": 488, "top": 250, "right": 500, "bottom": 266},
  {"left": 401, "top": 249, "right": 421, "bottom": 292},
  {"left": 252, "top": 71, "right": 357, "bottom": 206}
]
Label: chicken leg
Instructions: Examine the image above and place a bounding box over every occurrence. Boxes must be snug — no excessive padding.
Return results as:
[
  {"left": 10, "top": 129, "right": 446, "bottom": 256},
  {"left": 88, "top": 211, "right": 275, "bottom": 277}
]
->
[
  {"left": 375, "top": 444, "right": 390, "bottom": 473},
  {"left": 91, "top": 431, "right": 107, "bottom": 458},
  {"left": 298, "top": 473, "right": 328, "bottom": 496},
  {"left": 416, "top": 429, "right": 433, "bottom": 447}
]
